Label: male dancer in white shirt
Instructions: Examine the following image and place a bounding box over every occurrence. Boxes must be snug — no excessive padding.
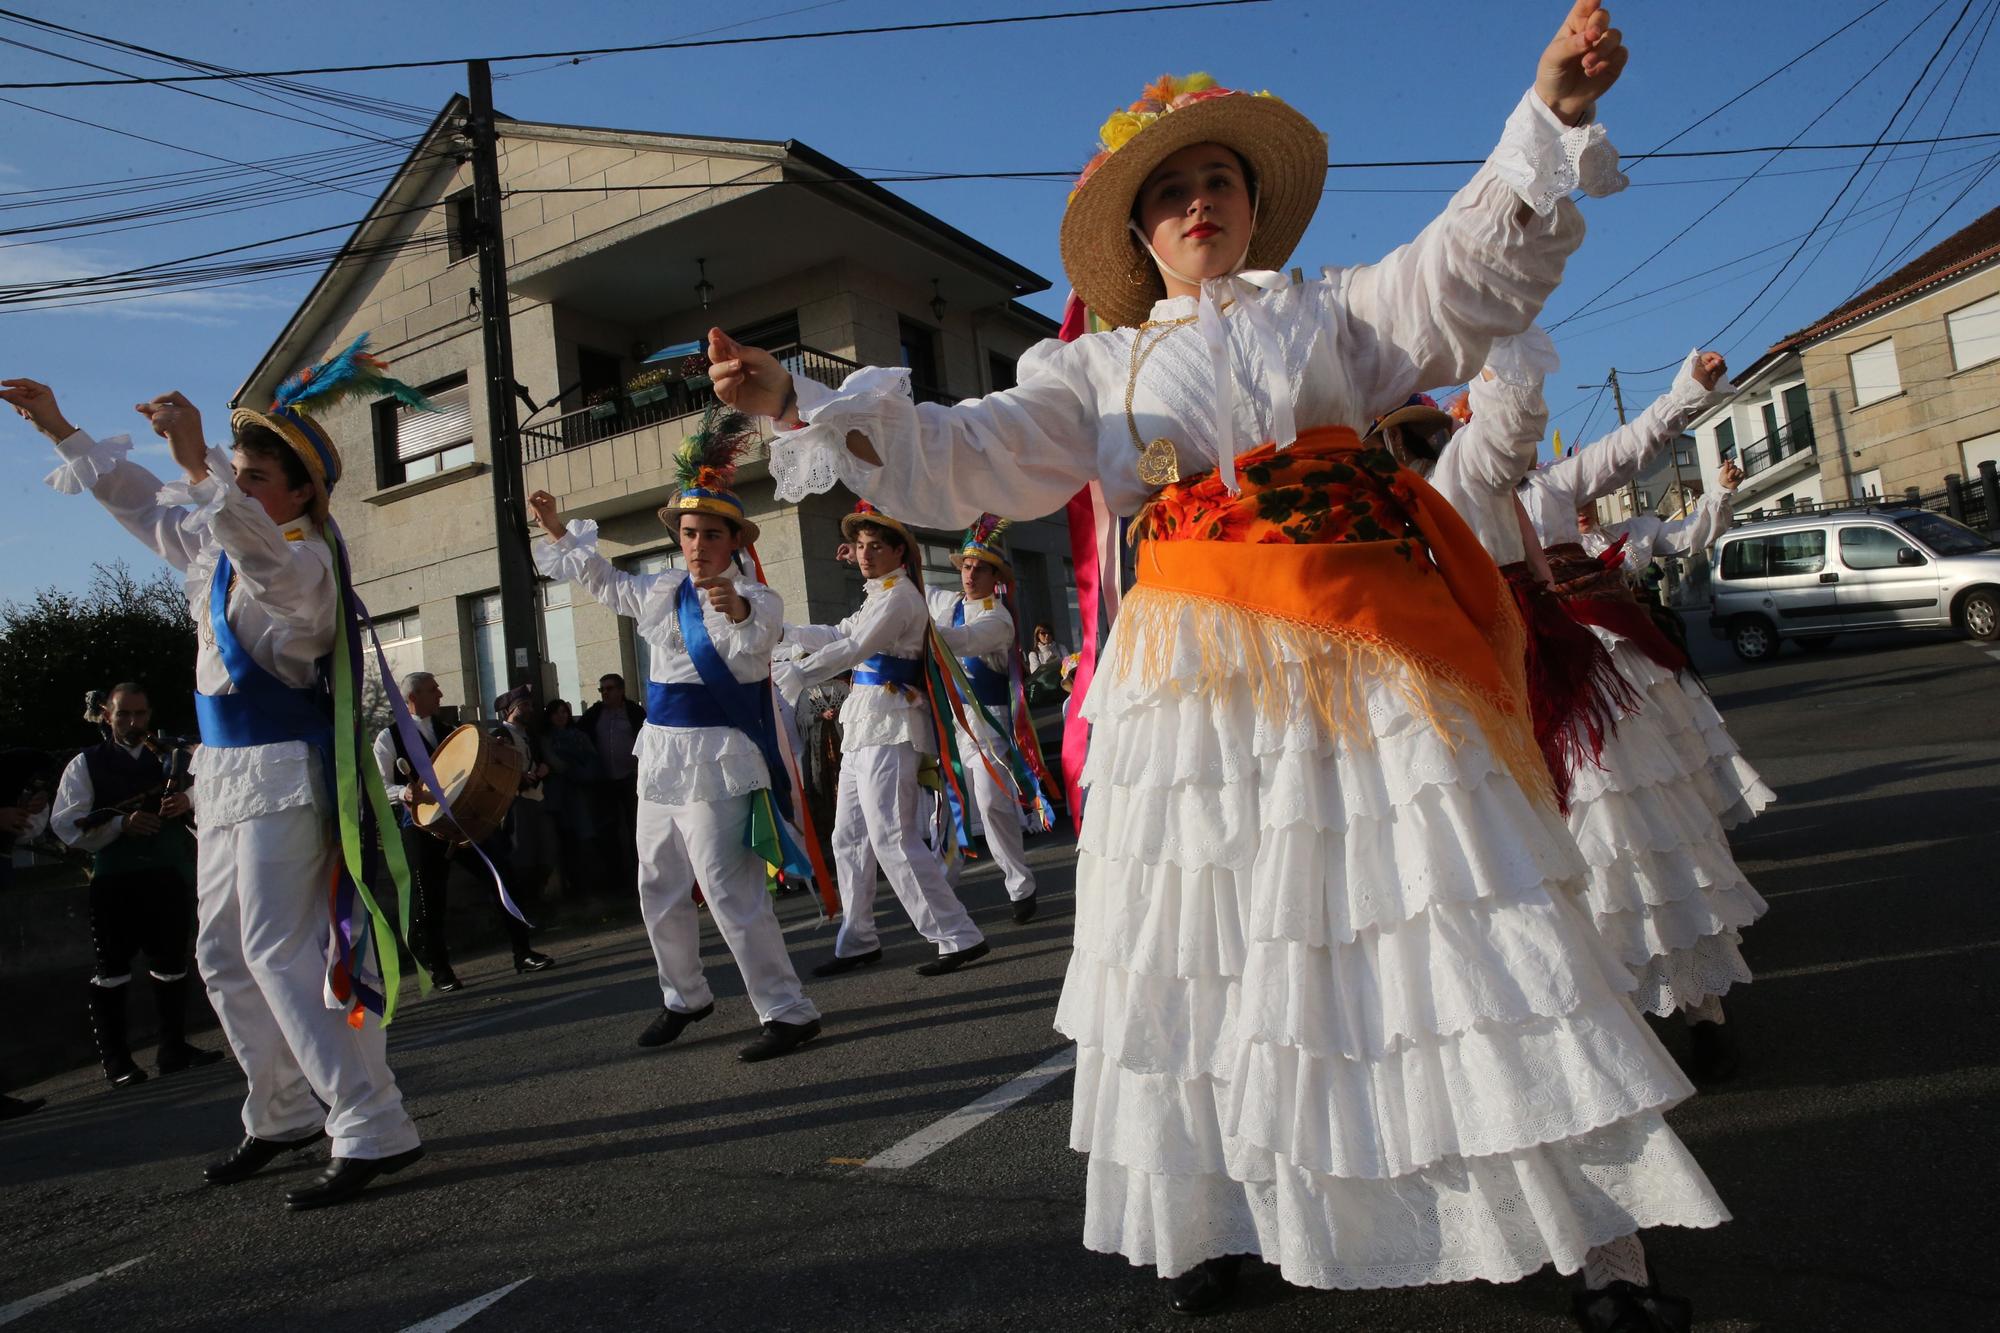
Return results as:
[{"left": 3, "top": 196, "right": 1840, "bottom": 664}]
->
[
  {"left": 7, "top": 367, "right": 421, "bottom": 1210},
  {"left": 779, "top": 504, "right": 989, "bottom": 977},
  {"left": 528, "top": 411, "right": 820, "bottom": 1061},
  {"left": 927, "top": 518, "right": 1040, "bottom": 924}
]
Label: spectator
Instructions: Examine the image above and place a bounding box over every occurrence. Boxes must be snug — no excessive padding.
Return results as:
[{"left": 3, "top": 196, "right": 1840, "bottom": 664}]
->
[
  {"left": 496, "top": 687, "right": 556, "bottom": 907},
  {"left": 799, "top": 679, "right": 848, "bottom": 873},
  {"left": 1027, "top": 622, "right": 1067, "bottom": 673},
  {"left": 51, "top": 683, "right": 223, "bottom": 1086},
  {"left": 579, "top": 673, "right": 644, "bottom": 886},
  {"left": 541, "top": 698, "right": 603, "bottom": 895}
]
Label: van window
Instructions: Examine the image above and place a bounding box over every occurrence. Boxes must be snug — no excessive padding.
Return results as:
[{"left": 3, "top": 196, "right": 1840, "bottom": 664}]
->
[
  {"left": 1840, "top": 527, "right": 1921, "bottom": 570},
  {"left": 1720, "top": 530, "right": 1826, "bottom": 579},
  {"left": 1897, "top": 511, "right": 1995, "bottom": 556}
]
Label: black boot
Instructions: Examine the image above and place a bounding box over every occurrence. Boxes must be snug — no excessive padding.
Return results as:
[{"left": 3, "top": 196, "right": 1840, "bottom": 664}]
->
[
  {"left": 151, "top": 976, "right": 225, "bottom": 1075},
  {"left": 1166, "top": 1255, "right": 1248, "bottom": 1316},
  {"left": 86, "top": 982, "right": 147, "bottom": 1088},
  {"left": 1572, "top": 1280, "right": 1693, "bottom": 1332},
  {"left": 1686, "top": 1019, "right": 1739, "bottom": 1083}
]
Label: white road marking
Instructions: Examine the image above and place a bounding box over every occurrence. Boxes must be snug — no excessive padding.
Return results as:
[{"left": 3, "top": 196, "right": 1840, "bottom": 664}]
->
[
  {"left": 1987, "top": 649, "right": 2000, "bottom": 663},
  {"left": 864, "top": 1046, "right": 1077, "bottom": 1170},
  {"left": 395, "top": 1279, "right": 532, "bottom": 1332},
  {"left": 1759, "top": 940, "right": 2000, "bottom": 982},
  {"left": 0, "top": 1256, "right": 148, "bottom": 1326},
  {"left": 399, "top": 988, "right": 601, "bottom": 1051}
]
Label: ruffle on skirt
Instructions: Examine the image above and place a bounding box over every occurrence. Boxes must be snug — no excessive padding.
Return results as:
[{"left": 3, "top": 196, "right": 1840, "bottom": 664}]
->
[
  {"left": 1565, "top": 628, "right": 1771, "bottom": 1016},
  {"left": 1057, "top": 607, "right": 1728, "bottom": 1287}
]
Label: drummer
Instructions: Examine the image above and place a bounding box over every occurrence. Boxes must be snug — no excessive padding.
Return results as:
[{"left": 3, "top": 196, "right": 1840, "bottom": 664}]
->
[
  {"left": 372, "top": 672, "right": 554, "bottom": 992},
  {"left": 527, "top": 408, "right": 822, "bottom": 1064}
]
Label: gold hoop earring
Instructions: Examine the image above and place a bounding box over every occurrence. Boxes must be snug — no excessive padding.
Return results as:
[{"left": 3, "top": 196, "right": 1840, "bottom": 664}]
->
[{"left": 1127, "top": 243, "right": 1154, "bottom": 288}]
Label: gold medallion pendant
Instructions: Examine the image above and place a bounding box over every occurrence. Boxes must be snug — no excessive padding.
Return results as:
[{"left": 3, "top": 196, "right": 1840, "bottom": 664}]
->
[{"left": 1137, "top": 437, "right": 1182, "bottom": 487}]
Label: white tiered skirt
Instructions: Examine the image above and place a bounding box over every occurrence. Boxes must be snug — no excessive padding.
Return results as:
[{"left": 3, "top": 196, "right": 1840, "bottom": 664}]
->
[
  {"left": 1567, "top": 628, "right": 1775, "bottom": 1017},
  {"left": 1055, "top": 613, "right": 1730, "bottom": 1288}
]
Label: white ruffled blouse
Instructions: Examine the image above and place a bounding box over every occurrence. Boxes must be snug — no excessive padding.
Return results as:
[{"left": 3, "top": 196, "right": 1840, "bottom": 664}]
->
[
  {"left": 930, "top": 586, "right": 1016, "bottom": 744},
  {"left": 534, "top": 520, "right": 781, "bottom": 806},
  {"left": 773, "top": 89, "right": 1623, "bottom": 527},
  {"left": 46, "top": 430, "right": 333, "bottom": 829},
  {"left": 780, "top": 572, "right": 937, "bottom": 755}
]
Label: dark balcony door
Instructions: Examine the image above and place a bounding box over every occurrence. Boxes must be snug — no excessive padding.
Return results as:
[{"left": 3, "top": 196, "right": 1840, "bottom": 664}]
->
[
  {"left": 1782, "top": 383, "right": 1813, "bottom": 445},
  {"left": 900, "top": 319, "right": 942, "bottom": 397}
]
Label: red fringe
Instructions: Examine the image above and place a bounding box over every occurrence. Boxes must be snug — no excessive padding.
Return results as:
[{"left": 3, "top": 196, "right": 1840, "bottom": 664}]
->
[{"left": 1502, "top": 564, "right": 1638, "bottom": 814}]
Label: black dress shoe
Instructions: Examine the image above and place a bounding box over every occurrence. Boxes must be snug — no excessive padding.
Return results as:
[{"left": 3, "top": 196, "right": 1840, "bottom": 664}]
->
[
  {"left": 1166, "top": 1255, "right": 1247, "bottom": 1316},
  {"left": 0, "top": 1093, "right": 46, "bottom": 1121},
  {"left": 431, "top": 969, "right": 464, "bottom": 994},
  {"left": 914, "top": 940, "right": 990, "bottom": 976},
  {"left": 1572, "top": 1280, "right": 1693, "bottom": 1333},
  {"left": 636, "top": 1002, "right": 714, "bottom": 1047},
  {"left": 284, "top": 1146, "right": 425, "bottom": 1211},
  {"left": 157, "top": 1042, "right": 226, "bottom": 1076},
  {"left": 104, "top": 1055, "right": 148, "bottom": 1089},
  {"left": 514, "top": 951, "right": 555, "bottom": 973},
  {"left": 1686, "top": 1019, "right": 1739, "bottom": 1083},
  {"left": 204, "top": 1130, "right": 326, "bottom": 1185},
  {"left": 810, "top": 948, "right": 882, "bottom": 977},
  {"left": 739, "top": 1018, "right": 823, "bottom": 1062},
  {"left": 1011, "top": 892, "right": 1039, "bottom": 925}
]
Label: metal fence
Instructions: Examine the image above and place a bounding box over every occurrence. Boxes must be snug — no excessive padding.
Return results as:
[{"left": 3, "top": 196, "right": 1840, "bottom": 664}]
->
[
  {"left": 1737, "top": 416, "right": 1817, "bottom": 479},
  {"left": 520, "top": 342, "right": 951, "bottom": 463},
  {"left": 1743, "top": 462, "right": 2000, "bottom": 533}
]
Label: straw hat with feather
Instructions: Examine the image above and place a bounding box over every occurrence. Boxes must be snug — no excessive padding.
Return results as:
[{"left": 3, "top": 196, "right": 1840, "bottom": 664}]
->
[{"left": 840, "top": 500, "right": 916, "bottom": 550}]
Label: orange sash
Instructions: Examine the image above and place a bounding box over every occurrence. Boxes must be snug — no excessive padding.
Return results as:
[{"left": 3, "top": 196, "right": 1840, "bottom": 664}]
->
[{"left": 1108, "top": 426, "right": 1551, "bottom": 807}]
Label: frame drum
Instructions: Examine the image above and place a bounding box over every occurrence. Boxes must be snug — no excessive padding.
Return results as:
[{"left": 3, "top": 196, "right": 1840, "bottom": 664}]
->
[{"left": 413, "top": 724, "right": 524, "bottom": 846}]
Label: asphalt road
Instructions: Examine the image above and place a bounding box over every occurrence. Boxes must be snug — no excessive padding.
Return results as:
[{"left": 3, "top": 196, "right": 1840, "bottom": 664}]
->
[{"left": 4, "top": 619, "right": 1998, "bottom": 1332}]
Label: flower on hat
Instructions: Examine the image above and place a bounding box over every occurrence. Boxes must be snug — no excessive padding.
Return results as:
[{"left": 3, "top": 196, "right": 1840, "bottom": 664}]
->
[
  {"left": 1098, "top": 110, "right": 1155, "bottom": 153},
  {"left": 1077, "top": 73, "right": 1251, "bottom": 188}
]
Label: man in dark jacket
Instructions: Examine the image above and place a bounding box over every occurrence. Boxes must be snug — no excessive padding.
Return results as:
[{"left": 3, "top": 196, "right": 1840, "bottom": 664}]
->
[{"left": 579, "top": 673, "right": 645, "bottom": 886}]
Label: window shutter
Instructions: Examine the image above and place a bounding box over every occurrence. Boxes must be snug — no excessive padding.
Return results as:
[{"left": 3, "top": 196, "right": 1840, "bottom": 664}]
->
[{"left": 397, "top": 381, "right": 473, "bottom": 462}]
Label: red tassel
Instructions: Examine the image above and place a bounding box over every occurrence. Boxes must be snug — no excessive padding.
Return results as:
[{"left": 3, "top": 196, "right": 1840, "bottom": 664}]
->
[{"left": 1505, "top": 566, "right": 1638, "bottom": 814}]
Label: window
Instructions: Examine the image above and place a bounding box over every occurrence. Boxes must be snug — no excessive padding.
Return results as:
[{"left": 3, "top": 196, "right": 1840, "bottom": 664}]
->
[
  {"left": 444, "top": 189, "right": 477, "bottom": 264},
  {"left": 1853, "top": 468, "right": 1884, "bottom": 499},
  {"left": 1714, "top": 418, "right": 1736, "bottom": 460},
  {"left": 469, "top": 592, "right": 504, "bottom": 718},
  {"left": 1782, "top": 383, "right": 1812, "bottom": 438},
  {"left": 1675, "top": 449, "right": 1693, "bottom": 467},
  {"left": 988, "top": 351, "right": 1018, "bottom": 393},
  {"left": 1962, "top": 430, "right": 2000, "bottom": 477},
  {"left": 1062, "top": 555, "right": 1081, "bottom": 646},
  {"left": 918, "top": 540, "right": 960, "bottom": 596},
  {"left": 1720, "top": 530, "right": 1826, "bottom": 580},
  {"left": 1897, "top": 511, "right": 1993, "bottom": 555},
  {"left": 1635, "top": 490, "right": 1651, "bottom": 512},
  {"left": 378, "top": 374, "right": 474, "bottom": 485},
  {"left": 1848, "top": 338, "right": 1902, "bottom": 406},
  {"left": 1840, "top": 526, "right": 1921, "bottom": 570},
  {"left": 899, "top": 319, "right": 942, "bottom": 394},
  {"left": 734, "top": 313, "right": 800, "bottom": 351},
  {"left": 368, "top": 609, "right": 424, "bottom": 728},
  {"left": 1760, "top": 401, "right": 1779, "bottom": 440},
  {"left": 621, "top": 550, "right": 680, "bottom": 685},
  {"left": 1947, "top": 291, "right": 2000, "bottom": 371},
  {"left": 540, "top": 580, "right": 583, "bottom": 711}
]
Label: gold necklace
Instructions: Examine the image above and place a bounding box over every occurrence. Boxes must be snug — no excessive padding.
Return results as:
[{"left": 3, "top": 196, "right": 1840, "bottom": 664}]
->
[{"left": 1125, "top": 314, "right": 1197, "bottom": 486}]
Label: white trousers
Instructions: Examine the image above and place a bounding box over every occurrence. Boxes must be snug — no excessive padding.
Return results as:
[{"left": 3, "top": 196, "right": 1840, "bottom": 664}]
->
[
  {"left": 636, "top": 793, "right": 819, "bottom": 1025},
  {"left": 947, "top": 727, "right": 1036, "bottom": 903},
  {"left": 194, "top": 806, "right": 418, "bottom": 1160},
  {"left": 832, "top": 743, "right": 984, "bottom": 958}
]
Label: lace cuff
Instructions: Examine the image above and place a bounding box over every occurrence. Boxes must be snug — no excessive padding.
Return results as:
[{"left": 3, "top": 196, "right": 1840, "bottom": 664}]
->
[
  {"left": 769, "top": 368, "right": 896, "bottom": 503},
  {"left": 1483, "top": 325, "right": 1561, "bottom": 387},
  {"left": 1490, "top": 89, "right": 1628, "bottom": 217},
  {"left": 155, "top": 449, "right": 236, "bottom": 533},
  {"left": 533, "top": 518, "right": 599, "bottom": 577},
  {"left": 43, "top": 430, "right": 133, "bottom": 496}
]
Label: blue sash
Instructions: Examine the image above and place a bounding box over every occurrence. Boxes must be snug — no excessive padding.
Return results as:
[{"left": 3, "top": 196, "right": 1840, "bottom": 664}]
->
[
  {"left": 645, "top": 681, "right": 731, "bottom": 730},
  {"left": 853, "top": 653, "right": 922, "bottom": 688},
  {"left": 950, "top": 601, "right": 1013, "bottom": 709},
  {"left": 673, "top": 578, "right": 811, "bottom": 877},
  {"left": 194, "top": 553, "right": 332, "bottom": 752}
]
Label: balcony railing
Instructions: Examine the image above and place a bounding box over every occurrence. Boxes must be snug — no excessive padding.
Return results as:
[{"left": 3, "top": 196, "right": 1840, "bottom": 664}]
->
[
  {"left": 1735, "top": 416, "right": 1817, "bottom": 479},
  {"left": 521, "top": 342, "right": 952, "bottom": 463}
]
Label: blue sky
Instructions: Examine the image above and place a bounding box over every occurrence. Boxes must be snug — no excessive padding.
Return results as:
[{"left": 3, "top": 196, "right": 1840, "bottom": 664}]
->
[{"left": 3, "top": 0, "right": 1998, "bottom": 603}]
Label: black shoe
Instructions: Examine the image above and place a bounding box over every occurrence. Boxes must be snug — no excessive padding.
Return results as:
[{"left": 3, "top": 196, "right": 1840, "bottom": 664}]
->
[
  {"left": 157, "top": 1042, "right": 226, "bottom": 1076},
  {"left": 1572, "top": 1280, "right": 1693, "bottom": 1333},
  {"left": 1686, "top": 1019, "right": 1739, "bottom": 1083},
  {"left": 0, "top": 1094, "right": 46, "bottom": 1121},
  {"left": 810, "top": 948, "right": 882, "bottom": 977},
  {"left": 430, "top": 969, "right": 464, "bottom": 994},
  {"left": 914, "top": 940, "right": 990, "bottom": 976},
  {"left": 739, "top": 1018, "right": 822, "bottom": 1062},
  {"left": 1166, "top": 1255, "right": 1247, "bottom": 1316},
  {"left": 1011, "top": 892, "right": 1039, "bottom": 925},
  {"left": 636, "top": 1002, "right": 714, "bottom": 1047},
  {"left": 204, "top": 1130, "right": 326, "bottom": 1185},
  {"left": 514, "top": 951, "right": 555, "bottom": 974},
  {"left": 284, "top": 1146, "right": 425, "bottom": 1211},
  {"left": 104, "top": 1055, "right": 149, "bottom": 1089},
  {"left": 87, "top": 983, "right": 146, "bottom": 1087}
]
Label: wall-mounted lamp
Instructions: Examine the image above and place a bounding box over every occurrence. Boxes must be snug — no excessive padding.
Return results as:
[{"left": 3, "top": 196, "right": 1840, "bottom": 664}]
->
[
  {"left": 930, "top": 277, "right": 947, "bottom": 323},
  {"left": 694, "top": 258, "right": 715, "bottom": 310}
]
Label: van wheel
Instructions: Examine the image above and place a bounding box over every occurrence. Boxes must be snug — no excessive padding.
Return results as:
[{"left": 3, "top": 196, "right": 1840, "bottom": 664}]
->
[
  {"left": 1796, "top": 635, "right": 1836, "bottom": 652},
  {"left": 1962, "top": 588, "right": 2000, "bottom": 642},
  {"left": 1730, "top": 615, "right": 1777, "bottom": 662}
]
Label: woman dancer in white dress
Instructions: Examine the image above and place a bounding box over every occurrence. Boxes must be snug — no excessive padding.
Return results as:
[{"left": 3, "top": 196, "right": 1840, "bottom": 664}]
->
[{"left": 711, "top": 8, "right": 1726, "bottom": 1327}]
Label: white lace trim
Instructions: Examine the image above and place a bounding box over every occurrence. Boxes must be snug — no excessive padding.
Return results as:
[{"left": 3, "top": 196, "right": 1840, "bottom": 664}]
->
[
  {"left": 635, "top": 722, "right": 771, "bottom": 806},
  {"left": 155, "top": 448, "right": 236, "bottom": 532},
  {"left": 43, "top": 430, "right": 133, "bottom": 496},
  {"left": 767, "top": 366, "right": 902, "bottom": 503},
  {"left": 1490, "top": 91, "right": 1628, "bottom": 218},
  {"left": 192, "top": 741, "right": 324, "bottom": 829}
]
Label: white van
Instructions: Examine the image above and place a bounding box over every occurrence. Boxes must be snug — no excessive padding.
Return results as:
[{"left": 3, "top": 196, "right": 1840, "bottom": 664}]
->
[{"left": 1710, "top": 507, "right": 2000, "bottom": 662}]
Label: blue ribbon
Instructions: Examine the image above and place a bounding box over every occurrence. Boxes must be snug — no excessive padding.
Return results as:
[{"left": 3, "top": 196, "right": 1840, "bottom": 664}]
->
[
  {"left": 645, "top": 681, "right": 730, "bottom": 729},
  {"left": 950, "top": 602, "right": 1013, "bottom": 708},
  {"left": 195, "top": 553, "right": 333, "bottom": 752},
  {"left": 853, "top": 653, "right": 922, "bottom": 688},
  {"left": 673, "top": 577, "right": 812, "bottom": 878}
]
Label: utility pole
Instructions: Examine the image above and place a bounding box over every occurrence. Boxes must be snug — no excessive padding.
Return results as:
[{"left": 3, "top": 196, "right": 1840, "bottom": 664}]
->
[
  {"left": 1606, "top": 367, "right": 1637, "bottom": 523},
  {"left": 465, "top": 59, "right": 543, "bottom": 704}
]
